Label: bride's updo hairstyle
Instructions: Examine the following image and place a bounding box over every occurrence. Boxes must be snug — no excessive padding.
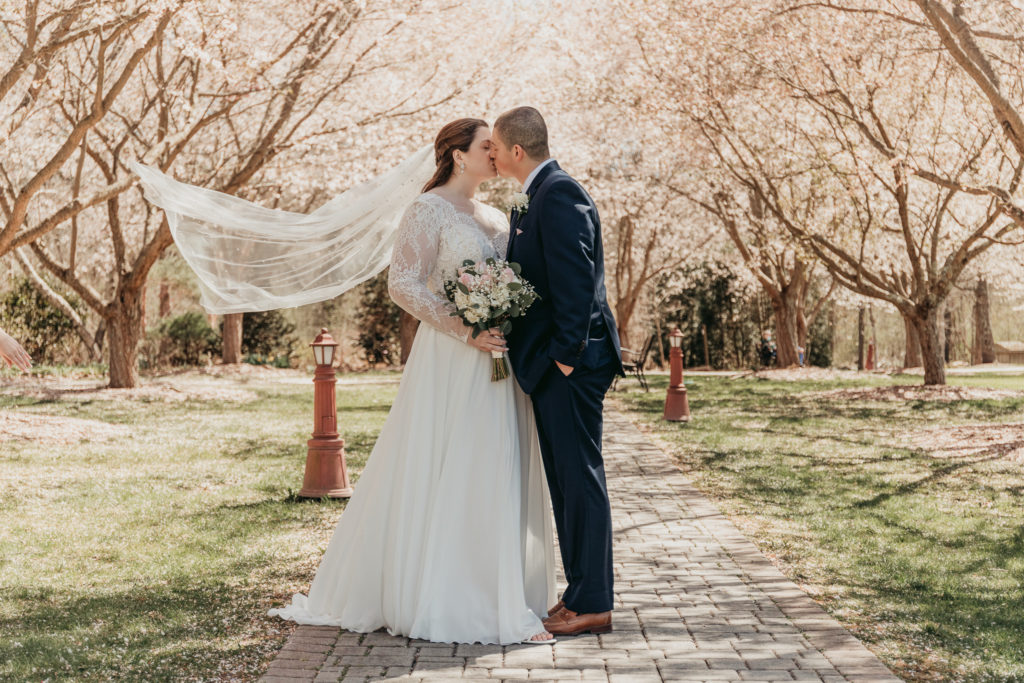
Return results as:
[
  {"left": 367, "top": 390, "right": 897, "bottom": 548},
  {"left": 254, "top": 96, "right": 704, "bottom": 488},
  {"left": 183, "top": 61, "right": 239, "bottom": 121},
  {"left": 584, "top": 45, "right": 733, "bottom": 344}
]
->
[{"left": 422, "top": 118, "right": 489, "bottom": 192}]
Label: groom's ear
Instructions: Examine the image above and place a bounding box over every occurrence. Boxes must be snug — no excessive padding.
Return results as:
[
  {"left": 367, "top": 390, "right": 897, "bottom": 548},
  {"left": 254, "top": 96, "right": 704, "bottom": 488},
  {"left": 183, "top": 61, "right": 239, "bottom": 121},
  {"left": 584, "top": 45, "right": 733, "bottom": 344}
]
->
[{"left": 512, "top": 144, "right": 525, "bottom": 162}]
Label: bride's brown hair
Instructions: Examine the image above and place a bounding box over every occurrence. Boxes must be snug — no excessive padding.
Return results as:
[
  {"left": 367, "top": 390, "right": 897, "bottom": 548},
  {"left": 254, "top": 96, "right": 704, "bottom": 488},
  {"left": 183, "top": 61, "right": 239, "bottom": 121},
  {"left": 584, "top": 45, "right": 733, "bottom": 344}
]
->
[{"left": 422, "top": 118, "right": 489, "bottom": 193}]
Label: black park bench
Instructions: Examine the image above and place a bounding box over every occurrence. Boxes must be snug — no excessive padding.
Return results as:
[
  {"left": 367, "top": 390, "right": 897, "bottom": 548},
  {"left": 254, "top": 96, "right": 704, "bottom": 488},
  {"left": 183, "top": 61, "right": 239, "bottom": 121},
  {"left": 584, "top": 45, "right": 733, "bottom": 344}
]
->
[{"left": 614, "top": 333, "right": 655, "bottom": 392}]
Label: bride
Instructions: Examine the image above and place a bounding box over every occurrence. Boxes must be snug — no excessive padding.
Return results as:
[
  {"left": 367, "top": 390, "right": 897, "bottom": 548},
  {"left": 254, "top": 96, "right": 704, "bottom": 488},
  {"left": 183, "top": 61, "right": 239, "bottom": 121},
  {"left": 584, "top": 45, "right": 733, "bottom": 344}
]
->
[
  {"left": 268, "top": 118, "right": 555, "bottom": 644},
  {"left": 134, "top": 119, "right": 557, "bottom": 645}
]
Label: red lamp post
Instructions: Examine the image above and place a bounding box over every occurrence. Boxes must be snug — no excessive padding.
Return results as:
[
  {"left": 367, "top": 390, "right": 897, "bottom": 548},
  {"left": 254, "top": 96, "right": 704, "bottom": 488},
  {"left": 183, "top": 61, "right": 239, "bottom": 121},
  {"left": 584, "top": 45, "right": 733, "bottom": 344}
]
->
[
  {"left": 663, "top": 327, "right": 691, "bottom": 422},
  {"left": 299, "top": 328, "right": 353, "bottom": 499}
]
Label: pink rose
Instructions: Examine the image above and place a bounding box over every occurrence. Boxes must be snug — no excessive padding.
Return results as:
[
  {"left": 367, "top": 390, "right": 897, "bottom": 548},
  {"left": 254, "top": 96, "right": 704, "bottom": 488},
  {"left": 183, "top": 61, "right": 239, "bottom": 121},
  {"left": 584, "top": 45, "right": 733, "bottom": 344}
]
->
[
  {"left": 458, "top": 273, "right": 474, "bottom": 287},
  {"left": 501, "top": 267, "right": 515, "bottom": 283}
]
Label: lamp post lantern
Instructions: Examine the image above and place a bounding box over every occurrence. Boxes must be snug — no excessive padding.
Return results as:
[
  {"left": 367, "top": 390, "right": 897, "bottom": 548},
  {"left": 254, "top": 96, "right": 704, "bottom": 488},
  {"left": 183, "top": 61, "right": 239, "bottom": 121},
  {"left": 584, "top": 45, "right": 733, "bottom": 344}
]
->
[
  {"left": 663, "top": 327, "right": 691, "bottom": 422},
  {"left": 299, "top": 328, "right": 353, "bottom": 498}
]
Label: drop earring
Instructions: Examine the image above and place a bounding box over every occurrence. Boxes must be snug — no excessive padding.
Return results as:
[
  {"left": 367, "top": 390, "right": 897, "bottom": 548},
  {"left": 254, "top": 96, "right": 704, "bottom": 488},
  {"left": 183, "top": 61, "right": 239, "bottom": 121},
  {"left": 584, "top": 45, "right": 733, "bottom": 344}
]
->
[{"left": 459, "top": 161, "right": 466, "bottom": 174}]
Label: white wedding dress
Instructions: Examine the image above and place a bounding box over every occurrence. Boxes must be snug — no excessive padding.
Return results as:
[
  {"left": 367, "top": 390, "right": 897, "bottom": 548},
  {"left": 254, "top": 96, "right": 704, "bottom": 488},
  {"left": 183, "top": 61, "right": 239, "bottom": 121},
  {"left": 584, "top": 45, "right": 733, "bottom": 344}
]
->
[{"left": 268, "top": 193, "right": 557, "bottom": 644}]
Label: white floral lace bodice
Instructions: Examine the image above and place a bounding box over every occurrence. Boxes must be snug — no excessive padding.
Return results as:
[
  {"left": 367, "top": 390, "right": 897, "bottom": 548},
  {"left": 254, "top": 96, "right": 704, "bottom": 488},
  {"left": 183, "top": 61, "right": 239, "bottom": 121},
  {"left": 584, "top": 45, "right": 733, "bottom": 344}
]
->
[{"left": 388, "top": 193, "right": 510, "bottom": 342}]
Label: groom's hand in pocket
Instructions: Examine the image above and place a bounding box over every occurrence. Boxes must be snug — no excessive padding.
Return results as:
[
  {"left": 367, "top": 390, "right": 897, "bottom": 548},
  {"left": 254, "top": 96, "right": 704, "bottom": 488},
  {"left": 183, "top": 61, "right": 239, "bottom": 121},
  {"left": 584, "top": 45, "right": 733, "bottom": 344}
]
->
[{"left": 555, "top": 361, "right": 574, "bottom": 377}]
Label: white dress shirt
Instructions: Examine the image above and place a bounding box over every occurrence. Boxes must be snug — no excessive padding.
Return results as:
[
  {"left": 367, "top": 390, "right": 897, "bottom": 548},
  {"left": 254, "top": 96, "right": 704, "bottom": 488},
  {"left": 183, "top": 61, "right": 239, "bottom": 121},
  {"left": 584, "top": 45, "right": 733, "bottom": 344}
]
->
[{"left": 523, "top": 158, "right": 556, "bottom": 193}]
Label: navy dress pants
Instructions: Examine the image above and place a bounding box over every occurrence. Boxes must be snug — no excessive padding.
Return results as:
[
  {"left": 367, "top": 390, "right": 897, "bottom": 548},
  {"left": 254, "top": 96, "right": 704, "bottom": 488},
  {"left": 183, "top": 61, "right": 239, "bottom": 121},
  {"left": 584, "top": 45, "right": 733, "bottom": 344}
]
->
[{"left": 530, "top": 361, "right": 617, "bottom": 614}]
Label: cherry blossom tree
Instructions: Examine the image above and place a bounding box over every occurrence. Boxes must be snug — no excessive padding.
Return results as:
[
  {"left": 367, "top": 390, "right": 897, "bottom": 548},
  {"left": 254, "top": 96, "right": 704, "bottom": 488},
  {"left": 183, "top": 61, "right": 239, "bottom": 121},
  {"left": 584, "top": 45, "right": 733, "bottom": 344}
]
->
[
  {"left": 626, "top": 0, "right": 1024, "bottom": 383},
  {"left": 582, "top": 140, "right": 717, "bottom": 350},
  {"left": 2, "top": 0, "right": 522, "bottom": 386},
  {"left": 529, "top": 3, "right": 723, "bottom": 352}
]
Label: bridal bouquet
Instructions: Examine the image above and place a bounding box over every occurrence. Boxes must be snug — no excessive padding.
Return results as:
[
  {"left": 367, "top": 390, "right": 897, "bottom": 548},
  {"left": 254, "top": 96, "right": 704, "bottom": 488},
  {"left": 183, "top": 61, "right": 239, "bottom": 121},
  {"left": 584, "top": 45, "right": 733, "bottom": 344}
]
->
[{"left": 444, "top": 258, "right": 539, "bottom": 381}]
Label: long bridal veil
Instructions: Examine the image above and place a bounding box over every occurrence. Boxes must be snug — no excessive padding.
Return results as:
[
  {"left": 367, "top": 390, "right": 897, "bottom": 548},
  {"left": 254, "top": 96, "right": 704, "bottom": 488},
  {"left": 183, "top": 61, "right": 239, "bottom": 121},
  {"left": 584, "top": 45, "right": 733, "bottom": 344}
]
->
[{"left": 130, "top": 146, "right": 434, "bottom": 314}]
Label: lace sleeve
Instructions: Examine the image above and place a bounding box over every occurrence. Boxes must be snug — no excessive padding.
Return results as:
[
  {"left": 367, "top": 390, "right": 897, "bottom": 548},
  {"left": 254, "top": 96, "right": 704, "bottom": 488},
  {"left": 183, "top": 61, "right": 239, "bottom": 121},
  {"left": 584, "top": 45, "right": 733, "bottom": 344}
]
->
[
  {"left": 492, "top": 230, "right": 510, "bottom": 260},
  {"left": 388, "top": 198, "right": 471, "bottom": 343}
]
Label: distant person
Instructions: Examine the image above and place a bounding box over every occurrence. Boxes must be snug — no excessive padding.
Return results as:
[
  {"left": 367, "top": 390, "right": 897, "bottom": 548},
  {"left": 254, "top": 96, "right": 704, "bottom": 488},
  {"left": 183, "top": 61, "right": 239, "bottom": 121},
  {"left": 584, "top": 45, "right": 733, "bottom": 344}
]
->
[
  {"left": 797, "top": 345, "right": 805, "bottom": 366},
  {"left": 0, "top": 327, "right": 32, "bottom": 372},
  {"left": 759, "top": 330, "right": 777, "bottom": 368}
]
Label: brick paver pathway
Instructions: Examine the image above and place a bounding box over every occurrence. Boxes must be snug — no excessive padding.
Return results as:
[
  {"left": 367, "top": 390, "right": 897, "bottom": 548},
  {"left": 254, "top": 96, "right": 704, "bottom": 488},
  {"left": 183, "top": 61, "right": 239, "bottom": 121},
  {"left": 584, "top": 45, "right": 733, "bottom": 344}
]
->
[{"left": 260, "top": 411, "right": 901, "bottom": 683}]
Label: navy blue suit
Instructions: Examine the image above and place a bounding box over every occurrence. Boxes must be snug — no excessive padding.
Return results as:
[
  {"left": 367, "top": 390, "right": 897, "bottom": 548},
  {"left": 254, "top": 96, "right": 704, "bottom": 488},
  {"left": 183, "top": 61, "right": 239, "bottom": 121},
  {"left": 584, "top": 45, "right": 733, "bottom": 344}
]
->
[{"left": 506, "top": 161, "right": 623, "bottom": 615}]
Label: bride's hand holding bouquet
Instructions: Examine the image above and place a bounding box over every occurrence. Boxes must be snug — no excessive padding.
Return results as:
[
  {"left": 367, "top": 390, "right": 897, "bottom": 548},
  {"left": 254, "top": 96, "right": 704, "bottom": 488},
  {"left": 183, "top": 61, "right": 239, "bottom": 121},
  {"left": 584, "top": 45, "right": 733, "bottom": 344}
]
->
[{"left": 444, "top": 258, "right": 539, "bottom": 381}]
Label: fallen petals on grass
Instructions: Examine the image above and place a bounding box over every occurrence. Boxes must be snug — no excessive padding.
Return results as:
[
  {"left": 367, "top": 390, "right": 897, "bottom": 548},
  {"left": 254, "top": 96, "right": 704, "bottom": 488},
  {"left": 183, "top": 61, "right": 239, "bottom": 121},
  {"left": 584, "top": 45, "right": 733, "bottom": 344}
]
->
[{"left": 801, "top": 384, "right": 1023, "bottom": 402}]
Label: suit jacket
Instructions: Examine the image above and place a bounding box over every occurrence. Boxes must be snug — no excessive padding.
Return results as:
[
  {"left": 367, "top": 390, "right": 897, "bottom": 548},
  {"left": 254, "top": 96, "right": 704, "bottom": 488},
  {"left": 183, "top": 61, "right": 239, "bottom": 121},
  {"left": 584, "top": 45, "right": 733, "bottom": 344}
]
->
[{"left": 506, "top": 161, "right": 624, "bottom": 395}]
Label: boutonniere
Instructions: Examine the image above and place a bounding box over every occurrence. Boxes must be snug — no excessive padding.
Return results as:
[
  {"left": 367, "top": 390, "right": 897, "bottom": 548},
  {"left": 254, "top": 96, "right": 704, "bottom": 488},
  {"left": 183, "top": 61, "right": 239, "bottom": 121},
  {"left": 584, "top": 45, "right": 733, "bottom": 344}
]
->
[{"left": 510, "top": 192, "right": 530, "bottom": 216}]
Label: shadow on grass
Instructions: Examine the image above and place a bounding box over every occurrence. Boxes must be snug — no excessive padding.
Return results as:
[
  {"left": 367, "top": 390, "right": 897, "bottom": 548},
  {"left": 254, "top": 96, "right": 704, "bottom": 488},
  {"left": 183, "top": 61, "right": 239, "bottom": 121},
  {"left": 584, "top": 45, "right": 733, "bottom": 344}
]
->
[
  {"left": 0, "top": 561, "right": 288, "bottom": 680},
  {"left": 853, "top": 449, "right": 1016, "bottom": 509},
  {"left": 225, "top": 437, "right": 303, "bottom": 461}
]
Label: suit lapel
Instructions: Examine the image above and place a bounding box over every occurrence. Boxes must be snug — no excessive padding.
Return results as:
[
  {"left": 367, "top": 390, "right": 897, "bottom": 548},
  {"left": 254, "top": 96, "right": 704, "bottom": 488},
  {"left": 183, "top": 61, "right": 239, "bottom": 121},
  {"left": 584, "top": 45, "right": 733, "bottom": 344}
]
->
[
  {"left": 509, "top": 161, "right": 560, "bottom": 255},
  {"left": 508, "top": 208, "right": 523, "bottom": 253}
]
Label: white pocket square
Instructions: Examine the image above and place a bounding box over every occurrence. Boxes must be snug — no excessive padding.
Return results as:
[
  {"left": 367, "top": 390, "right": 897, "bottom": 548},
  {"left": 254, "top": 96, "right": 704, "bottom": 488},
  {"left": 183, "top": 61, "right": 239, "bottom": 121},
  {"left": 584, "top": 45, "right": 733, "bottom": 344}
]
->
[{"left": 516, "top": 228, "right": 524, "bottom": 235}]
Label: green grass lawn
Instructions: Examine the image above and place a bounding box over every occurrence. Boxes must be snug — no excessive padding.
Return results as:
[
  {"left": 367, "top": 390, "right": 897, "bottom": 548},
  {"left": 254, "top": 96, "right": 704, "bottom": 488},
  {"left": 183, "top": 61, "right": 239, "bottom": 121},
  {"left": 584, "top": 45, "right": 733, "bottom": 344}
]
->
[
  {"left": 614, "top": 372, "right": 1024, "bottom": 682},
  {"left": 0, "top": 368, "right": 397, "bottom": 681},
  {"left": 5, "top": 366, "right": 1024, "bottom": 681}
]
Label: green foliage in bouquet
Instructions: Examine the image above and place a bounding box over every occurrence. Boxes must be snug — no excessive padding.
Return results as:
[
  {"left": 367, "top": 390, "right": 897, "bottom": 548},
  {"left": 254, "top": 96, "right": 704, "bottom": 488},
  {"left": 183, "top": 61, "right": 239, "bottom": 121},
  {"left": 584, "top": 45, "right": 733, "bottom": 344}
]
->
[
  {"left": 443, "top": 258, "right": 539, "bottom": 339},
  {"left": 444, "top": 258, "right": 539, "bottom": 381}
]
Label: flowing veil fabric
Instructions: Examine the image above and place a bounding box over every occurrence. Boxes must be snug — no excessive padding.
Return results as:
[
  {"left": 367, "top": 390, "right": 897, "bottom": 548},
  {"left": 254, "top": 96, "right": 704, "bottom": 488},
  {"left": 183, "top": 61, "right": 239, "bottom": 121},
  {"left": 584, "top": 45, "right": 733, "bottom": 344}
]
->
[{"left": 130, "top": 146, "right": 434, "bottom": 314}]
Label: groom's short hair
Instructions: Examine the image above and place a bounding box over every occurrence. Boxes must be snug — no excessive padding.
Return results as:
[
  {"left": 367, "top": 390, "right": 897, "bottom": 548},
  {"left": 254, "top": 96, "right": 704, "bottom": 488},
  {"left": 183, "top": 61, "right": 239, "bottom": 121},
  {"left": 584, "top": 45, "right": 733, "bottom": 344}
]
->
[{"left": 494, "top": 107, "right": 550, "bottom": 160}]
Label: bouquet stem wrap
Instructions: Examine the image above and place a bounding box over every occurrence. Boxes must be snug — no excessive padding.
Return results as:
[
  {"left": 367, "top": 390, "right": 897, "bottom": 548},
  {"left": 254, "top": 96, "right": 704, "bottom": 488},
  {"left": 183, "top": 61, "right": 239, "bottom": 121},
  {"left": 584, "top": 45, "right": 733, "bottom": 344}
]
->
[{"left": 491, "top": 351, "right": 510, "bottom": 382}]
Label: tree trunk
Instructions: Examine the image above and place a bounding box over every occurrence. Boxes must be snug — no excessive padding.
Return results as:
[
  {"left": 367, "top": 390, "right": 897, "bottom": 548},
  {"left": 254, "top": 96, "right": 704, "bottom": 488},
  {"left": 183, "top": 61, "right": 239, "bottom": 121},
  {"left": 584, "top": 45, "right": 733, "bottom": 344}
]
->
[
  {"left": 139, "top": 284, "right": 147, "bottom": 334},
  {"left": 614, "top": 297, "right": 638, "bottom": 351},
  {"left": 857, "top": 306, "right": 865, "bottom": 371},
  {"left": 106, "top": 285, "right": 144, "bottom": 388},
  {"left": 773, "top": 299, "right": 800, "bottom": 367},
  {"left": 652, "top": 311, "right": 664, "bottom": 368},
  {"left": 222, "top": 312, "right": 243, "bottom": 364},
  {"left": 973, "top": 279, "right": 996, "bottom": 364},
  {"left": 796, "top": 306, "right": 808, "bottom": 350},
  {"left": 766, "top": 269, "right": 806, "bottom": 368},
  {"left": 701, "top": 324, "right": 710, "bottom": 368},
  {"left": 943, "top": 305, "right": 952, "bottom": 363},
  {"left": 158, "top": 280, "right": 171, "bottom": 318},
  {"left": 914, "top": 307, "right": 946, "bottom": 385},
  {"left": 399, "top": 310, "right": 420, "bottom": 365},
  {"left": 903, "top": 313, "right": 922, "bottom": 368}
]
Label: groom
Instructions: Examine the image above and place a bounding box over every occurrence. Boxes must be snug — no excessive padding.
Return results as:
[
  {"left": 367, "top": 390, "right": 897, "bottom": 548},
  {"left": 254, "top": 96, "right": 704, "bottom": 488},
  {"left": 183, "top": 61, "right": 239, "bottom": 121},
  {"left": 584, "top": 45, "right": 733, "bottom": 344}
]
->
[{"left": 490, "top": 107, "right": 624, "bottom": 636}]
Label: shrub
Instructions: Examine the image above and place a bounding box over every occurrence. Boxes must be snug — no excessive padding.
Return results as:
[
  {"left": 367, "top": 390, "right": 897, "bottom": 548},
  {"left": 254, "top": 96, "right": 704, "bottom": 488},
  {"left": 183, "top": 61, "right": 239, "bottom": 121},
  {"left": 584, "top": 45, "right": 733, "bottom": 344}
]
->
[
  {"left": 807, "top": 304, "right": 834, "bottom": 367},
  {"left": 159, "top": 312, "right": 220, "bottom": 365},
  {"left": 356, "top": 270, "right": 400, "bottom": 365},
  {"left": 0, "top": 277, "right": 83, "bottom": 364},
  {"left": 240, "top": 310, "right": 297, "bottom": 361},
  {"left": 654, "top": 262, "right": 762, "bottom": 370},
  {"left": 242, "top": 352, "right": 292, "bottom": 368}
]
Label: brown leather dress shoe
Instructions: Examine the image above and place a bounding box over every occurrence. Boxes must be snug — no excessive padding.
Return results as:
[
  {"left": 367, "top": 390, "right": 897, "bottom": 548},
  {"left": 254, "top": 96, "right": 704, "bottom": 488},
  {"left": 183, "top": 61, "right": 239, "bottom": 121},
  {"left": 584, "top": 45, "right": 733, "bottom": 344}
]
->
[
  {"left": 547, "top": 600, "right": 564, "bottom": 617},
  {"left": 542, "top": 607, "right": 613, "bottom": 636}
]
